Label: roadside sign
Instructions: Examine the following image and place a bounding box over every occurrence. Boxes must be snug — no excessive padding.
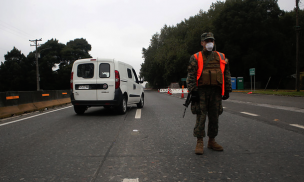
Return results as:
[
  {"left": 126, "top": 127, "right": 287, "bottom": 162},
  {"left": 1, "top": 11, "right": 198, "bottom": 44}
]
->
[
  {"left": 249, "top": 68, "right": 255, "bottom": 76},
  {"left": 181, "top": 78, "right": 187, "bottom": 81}
]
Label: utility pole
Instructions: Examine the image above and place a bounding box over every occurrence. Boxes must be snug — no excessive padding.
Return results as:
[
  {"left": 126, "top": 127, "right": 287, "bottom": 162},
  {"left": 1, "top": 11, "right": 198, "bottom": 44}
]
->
[
  {"left": 295, "top": 0, "right": 300, "bottom": 91},
  {"left": 29, "top": 38, "right": 42, "bottom": 91}
]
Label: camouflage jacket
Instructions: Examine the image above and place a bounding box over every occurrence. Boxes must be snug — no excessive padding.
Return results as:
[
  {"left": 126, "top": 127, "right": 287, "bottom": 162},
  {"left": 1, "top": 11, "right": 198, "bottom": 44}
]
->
[{"left": 186, "top": 50, "right": 232, "bottom": 93}]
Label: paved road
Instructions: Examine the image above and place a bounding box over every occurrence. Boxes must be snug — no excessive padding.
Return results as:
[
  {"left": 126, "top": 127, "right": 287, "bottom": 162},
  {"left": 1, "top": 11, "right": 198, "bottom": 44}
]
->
[{"left": 0, "top": 91, "right": 304, "bottom": 181}]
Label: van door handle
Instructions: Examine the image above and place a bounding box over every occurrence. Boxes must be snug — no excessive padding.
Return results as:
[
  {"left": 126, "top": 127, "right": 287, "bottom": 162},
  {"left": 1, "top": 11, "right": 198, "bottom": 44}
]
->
[{"left": 133, "top": 84, "right": 136, "bottom": 89}]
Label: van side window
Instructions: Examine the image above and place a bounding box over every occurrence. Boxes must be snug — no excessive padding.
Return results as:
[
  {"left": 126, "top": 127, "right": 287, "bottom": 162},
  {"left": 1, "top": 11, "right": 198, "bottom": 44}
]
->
[
  {"left": 77, "top": 63, "right": 94, "bottom": 78},
  {"left": 132, "top": 69, "right": 139, "bottom": 83},
  {"left": 99, "top": 63, "right": 110, "bottom": 78},
  {"left": 127, "top": 68, "right": 132, "bottom": 79}
]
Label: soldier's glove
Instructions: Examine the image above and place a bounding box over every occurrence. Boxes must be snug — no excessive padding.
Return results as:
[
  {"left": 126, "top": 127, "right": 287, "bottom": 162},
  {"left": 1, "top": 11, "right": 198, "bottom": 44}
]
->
[
  {"left": 191, "top": 91, "right": 199, "bottom": 102},
  {"left": 222, "top": 90, "right": 230, "bottom": 100}
]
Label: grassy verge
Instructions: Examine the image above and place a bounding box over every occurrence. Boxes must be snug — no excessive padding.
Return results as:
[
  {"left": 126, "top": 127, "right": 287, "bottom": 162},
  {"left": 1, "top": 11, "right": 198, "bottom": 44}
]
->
[{"left": 233, "top": 90, "right": 304, "bottom": 97}]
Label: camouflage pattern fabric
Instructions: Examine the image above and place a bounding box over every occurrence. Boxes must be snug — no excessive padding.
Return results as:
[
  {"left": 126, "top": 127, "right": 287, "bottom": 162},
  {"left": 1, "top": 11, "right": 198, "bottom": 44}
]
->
[
  {"left": 193, "top": 86, "right": 222, "bottom": 138},
  {"left": 186, "top": 50, "right": 232, "bottom": 138},
  {"left": 201, "top": 32, "right": 215, "bottom": 41}
]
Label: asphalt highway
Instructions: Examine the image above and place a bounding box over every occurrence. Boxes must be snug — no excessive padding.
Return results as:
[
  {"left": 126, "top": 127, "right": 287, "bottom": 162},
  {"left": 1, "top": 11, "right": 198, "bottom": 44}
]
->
[{"left": 0, "top": 90, "right": 303, "bottom": 182}]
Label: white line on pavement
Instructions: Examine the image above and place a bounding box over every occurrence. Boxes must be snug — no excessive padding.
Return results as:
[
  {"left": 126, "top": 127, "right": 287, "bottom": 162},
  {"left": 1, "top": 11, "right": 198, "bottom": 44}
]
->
[
  {"left": 240, "top": 112, "right": 259, "bottom": 116},
  {"left": 123, "top": 179, "right": 139, "bottom": 182},
  {"left": 290, "top": 124, "right": 304, "bottom": 129},
  {"left": 135, "top": 109, "right": 141, "bottom": 119},
  {"left": 0, "top": 106, "right": 73, "bottom": 127},
  {"left": 227, "top": 99, "right": 304, "bottom": 113}
]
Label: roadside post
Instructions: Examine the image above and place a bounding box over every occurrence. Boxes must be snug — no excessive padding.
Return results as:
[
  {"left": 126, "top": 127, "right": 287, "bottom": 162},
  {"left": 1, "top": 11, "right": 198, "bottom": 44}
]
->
[{"left": 249, "top": 68, "right": 255, "bottom": 92}]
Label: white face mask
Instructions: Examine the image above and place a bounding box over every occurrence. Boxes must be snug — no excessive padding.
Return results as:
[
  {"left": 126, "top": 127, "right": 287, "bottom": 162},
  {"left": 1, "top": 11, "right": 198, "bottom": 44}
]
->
[{"left": 206, "top": 42, "right": 214, "bottom": 51}]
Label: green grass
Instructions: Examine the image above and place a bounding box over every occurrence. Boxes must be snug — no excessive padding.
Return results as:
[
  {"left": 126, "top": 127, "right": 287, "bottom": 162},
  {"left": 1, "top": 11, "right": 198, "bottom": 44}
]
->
[{"left": 233, "top": 90, "right": 304, "bottom": 97}]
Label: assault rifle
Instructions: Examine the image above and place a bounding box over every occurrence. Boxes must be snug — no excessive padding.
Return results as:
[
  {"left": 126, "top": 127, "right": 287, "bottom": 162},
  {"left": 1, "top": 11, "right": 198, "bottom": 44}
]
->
[{"left": 182, "top": 92, "right": 192, "bottom": 118}]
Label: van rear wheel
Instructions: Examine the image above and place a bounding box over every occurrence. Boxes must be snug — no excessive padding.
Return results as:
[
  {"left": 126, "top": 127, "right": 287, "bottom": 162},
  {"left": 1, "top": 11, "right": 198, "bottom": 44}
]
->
[
  {"left": 117, "top": 96, "right": 127, "bottom": 114},
  {"left": 74, "top": 105, "right": 87, "bottom": 115}
]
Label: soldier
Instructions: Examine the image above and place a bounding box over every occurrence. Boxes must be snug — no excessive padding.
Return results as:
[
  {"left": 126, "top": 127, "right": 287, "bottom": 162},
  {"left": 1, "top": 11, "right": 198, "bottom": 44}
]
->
[{"left": 186, "top": 32, "right": 232, "bottom": 155}]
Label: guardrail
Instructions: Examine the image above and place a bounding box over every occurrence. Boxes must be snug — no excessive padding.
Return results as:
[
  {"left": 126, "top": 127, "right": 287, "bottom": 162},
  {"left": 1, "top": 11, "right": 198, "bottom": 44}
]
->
[
  {"left": 158, "top": 88, "right": 188, "bottom": 93},
  {"left": 0, "top": 90, "right": 71, "bottom": 119}
]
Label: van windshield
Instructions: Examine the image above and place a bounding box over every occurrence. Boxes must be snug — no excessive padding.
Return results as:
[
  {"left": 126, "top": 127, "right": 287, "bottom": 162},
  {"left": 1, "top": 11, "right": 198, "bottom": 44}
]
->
[
  {"left": 99, "top": 63, "right": 110, "bottom": 78},
  {"left": 77, "top": 63, "right": 94, "bottom": 78}
]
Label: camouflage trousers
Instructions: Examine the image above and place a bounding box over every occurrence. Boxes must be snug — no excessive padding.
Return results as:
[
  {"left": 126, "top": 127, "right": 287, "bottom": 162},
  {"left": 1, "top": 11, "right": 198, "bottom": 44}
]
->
[{"left": 192, "top": 86, "right": 223, "bottom": 138}]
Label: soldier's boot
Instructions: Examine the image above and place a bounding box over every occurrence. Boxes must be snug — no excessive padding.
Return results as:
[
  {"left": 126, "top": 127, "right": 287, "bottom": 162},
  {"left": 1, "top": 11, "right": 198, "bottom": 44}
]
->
[
  {"left": 195, "top": 138, "right": 204, "bottom": 155},
  {"left": 208, "top": 138, "right": 223, "bottom": 151}
]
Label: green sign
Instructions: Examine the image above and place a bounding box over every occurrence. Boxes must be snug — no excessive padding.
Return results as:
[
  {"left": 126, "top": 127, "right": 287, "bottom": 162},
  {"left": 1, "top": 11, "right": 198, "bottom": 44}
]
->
[
  {"left": 249, "top": 68, "right": 255, "bottom": 76},
  {"left": 181, "top": 78, "right": 187, "bottom": 81}
]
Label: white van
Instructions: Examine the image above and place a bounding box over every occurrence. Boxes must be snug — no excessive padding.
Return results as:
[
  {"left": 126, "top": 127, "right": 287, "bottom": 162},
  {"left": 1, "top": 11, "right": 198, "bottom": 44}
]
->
[{"left": 70, "top": 58, "right": 144, "bottom": 114}]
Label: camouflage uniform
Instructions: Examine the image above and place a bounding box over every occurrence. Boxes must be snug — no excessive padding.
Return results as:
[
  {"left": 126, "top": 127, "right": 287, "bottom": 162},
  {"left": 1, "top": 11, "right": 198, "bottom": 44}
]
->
[{"left": 186, "top": 38, "right": 232, "bottom": 138}]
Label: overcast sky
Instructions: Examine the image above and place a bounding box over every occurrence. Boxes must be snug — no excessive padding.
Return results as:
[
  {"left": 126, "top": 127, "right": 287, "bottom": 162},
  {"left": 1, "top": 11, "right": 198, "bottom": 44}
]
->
[{"left": 0, "top": 0, "right": 298, "bottom": 74}]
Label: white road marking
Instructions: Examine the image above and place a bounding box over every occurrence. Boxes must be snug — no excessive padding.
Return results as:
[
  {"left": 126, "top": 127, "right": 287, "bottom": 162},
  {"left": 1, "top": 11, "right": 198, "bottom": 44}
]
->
[
  {"left": 0, "top": 106, "right": 72, "bottom": 127},
  {"left": 240, "top": 112, "right": 259, "bottom": 116},
  {"left": 135, "top": 109, "right": 141, "bottom": 119},
  {"left": 123, "top": 179, "right": 139, "bottom": 182},
  {"left": 227, "top": 99, "right": 304, "bottom": 113},
  {"left": 290, "top": 124, "right": 304, "bottom": 129}
]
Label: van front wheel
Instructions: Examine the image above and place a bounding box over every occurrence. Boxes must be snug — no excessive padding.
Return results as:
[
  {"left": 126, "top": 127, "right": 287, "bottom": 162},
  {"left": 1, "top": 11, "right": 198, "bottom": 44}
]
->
[
  {"left": 137, "top": 94, "right": 144, "bottom": 108},
  {"left": 117, "top": 96, "right": 127, "bottom": 114},
  {"left": 74, "top": 105, "right": 87, "bottom": 115}
]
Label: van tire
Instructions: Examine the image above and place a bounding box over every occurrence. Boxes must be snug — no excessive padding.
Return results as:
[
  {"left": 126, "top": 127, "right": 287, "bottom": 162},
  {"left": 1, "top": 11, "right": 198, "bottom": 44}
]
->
[
  {"left": 117, "top": 96, "right": 127, "bottom": 114},
  {"left": 137, "top": 94, "right": 144, "bottom": 108},
  {"left": 74, "top": 105, "right": 87, "bottom": 115}
]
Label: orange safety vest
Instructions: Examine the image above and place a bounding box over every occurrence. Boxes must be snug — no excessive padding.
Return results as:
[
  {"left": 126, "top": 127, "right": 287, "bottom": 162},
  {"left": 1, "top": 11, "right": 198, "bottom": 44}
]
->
[{"left": 194, "top": 51, "right": 226, "bottom": 95}]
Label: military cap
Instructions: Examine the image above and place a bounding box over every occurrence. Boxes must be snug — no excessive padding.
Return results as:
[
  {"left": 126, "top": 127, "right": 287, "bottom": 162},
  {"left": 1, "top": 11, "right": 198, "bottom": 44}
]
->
[{"left": 201, "top": 32, "right": 215, "bottom": 41}]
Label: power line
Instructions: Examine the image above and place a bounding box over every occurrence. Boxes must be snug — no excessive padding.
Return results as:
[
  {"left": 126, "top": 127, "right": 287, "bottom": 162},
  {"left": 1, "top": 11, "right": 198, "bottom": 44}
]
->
[{"left": 0, "top": 20, "right": 36, "bottom": 39}]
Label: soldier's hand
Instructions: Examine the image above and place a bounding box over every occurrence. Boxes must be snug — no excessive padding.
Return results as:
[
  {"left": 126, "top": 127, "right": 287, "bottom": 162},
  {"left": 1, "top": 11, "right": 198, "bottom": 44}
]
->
[
  {"left": 191, "top": 91, "right": 199, "bottom": 102},
  {"left": 222, "top": 91, "right": 230, "bottom": 100}
]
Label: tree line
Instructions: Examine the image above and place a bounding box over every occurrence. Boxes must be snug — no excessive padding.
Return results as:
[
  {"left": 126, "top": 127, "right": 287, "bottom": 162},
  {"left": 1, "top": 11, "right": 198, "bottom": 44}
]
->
[
  {"left": 0, "top": 38, "right": 91, "bottom": 92},
  {"left": 140, "top": 0, "right": 304, "bottom": 89}
]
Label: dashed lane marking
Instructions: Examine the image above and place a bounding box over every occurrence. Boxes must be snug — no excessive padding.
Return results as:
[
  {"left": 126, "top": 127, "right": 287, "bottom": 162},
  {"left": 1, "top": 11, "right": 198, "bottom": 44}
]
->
[
  {"left": 0, "top": 106, "right": 73, "bottom": 127},
  {"left": 227, "top": 99, "right": 304, "bottom": 113},
  {"left": 290, "top": 124, "right": 304, "bottom": 129},
  {"left": 240, "top": 112, "right": 259, "bottom": 116},
  {"left": 135, "top": 109, "right": 141, "bottom": 119},
  {"left": 123, "top": 179, "right": 139, "bottom": 182}
]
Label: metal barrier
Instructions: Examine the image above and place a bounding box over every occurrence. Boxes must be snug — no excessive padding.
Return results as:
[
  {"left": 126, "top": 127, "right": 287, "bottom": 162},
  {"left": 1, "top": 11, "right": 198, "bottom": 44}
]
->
[
  {"left": 0, "top": 90, "right": 71, "bottom": 118},
  {"left": 159, "top": 88, "right": 188, "bottom": 94},
  {"left": 0, "top": 90, "right": 70, "bottom": 107}
]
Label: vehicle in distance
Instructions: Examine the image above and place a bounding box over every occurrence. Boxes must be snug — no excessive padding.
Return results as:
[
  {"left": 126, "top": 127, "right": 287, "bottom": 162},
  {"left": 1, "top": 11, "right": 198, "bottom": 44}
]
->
[{"left": 70, "top": 58, "right": 144, "bottom": 114}]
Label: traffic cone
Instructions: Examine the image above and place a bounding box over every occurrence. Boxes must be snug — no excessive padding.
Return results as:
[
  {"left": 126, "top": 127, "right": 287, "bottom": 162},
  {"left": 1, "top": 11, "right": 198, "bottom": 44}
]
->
[
  {"left": 168, "top": 87, "right": 170, "bottom": 95},
  {"left": 181, "top": 89, "right": 184, "bottom": 98},
  {"left": 158, "top": 89, "right": 159, "bottom": 92}
]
